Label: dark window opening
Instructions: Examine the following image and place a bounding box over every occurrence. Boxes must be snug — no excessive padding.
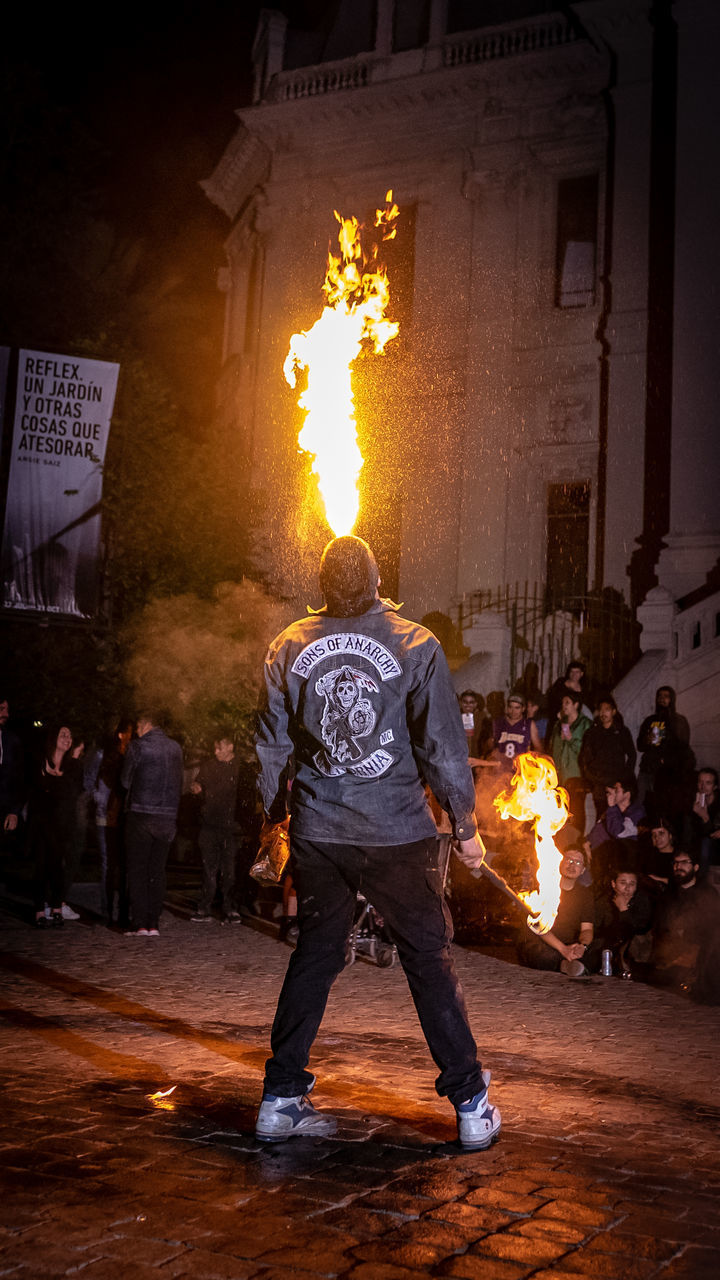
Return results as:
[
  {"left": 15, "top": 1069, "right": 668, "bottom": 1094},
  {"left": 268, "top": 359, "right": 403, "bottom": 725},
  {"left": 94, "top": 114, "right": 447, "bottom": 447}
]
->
[
  {"left": 379, "top": 201, "right": 415, "bottom": 338},
  {"left": 546, "top": 481, "right": 590, "bottom": 608},
  {"left": 393, "top": 0, "right": 431, "bottom": 51},
  {"left": 692, "top": 621, "right": 701, "bottom": 650},
  {"left": 715, "top": 611, "right": 720, "bottom": 638},
  {"left": 555, "top": 174, "right": 599, "bottom": 309},
  {"left": 363, "top": 199, "right": 415, "bottom": 339},
  {"left": 447, "top": 2, "right": 551, "bottom": 33}
]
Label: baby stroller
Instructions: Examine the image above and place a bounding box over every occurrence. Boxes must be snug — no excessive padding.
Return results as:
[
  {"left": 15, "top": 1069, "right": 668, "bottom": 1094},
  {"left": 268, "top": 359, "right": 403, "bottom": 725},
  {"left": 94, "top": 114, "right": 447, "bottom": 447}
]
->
[{"left": 345, "top": 894, "right": 398, "bottom": 968}]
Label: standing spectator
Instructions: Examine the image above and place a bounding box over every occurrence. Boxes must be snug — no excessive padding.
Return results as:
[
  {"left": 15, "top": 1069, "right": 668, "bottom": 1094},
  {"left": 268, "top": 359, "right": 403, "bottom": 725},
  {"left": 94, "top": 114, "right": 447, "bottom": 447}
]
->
[
  {"left": 254, "top": 535, "right": 499, "bottom": 1149},
  {"left": 579, "top": 696, "right": 636, "bottom": 819},
  {"left": 121, "top": 710, "right": 183, "bottom": 937},
  {"left": 27, "top": 725, "right": 84, "bottom": 927},
  {"left": 492, "top": 691, "right": 542, "bottom": 775},
  {"left": 650, "top": 850, "right": 720, "bottom": 1002},
  {"left": 190, "top": 730, "right": 242, "bottom": 925},
  {"left": 0, "top": 694, "right": 24, "bottom": 846},
  {"left": 95, "top": 719, "right": 133, "bottom": 924},
  {"left": 636, "top": 686, "right": 692, "bottom": 817},
  {"left": 458, "top": 690, "right": 491, "bottom": 763},
  {"left": 526, "top": 694, "right": 548, "bottom": 746},
  {"left": 545, "top": 661, "right": 591, "bottom": 742},
  {"left": 516, "top": 847, "right": 594, "bottom": 977},
  {"left": 549, "top": 692, "right": 592, "bottom": 830}
]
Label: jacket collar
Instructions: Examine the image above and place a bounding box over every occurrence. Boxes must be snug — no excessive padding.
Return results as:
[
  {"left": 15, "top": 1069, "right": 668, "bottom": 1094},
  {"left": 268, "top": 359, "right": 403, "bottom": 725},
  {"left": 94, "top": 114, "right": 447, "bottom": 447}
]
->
[{"left": 306, "top": 596, "right": 402, "bottom": 617}]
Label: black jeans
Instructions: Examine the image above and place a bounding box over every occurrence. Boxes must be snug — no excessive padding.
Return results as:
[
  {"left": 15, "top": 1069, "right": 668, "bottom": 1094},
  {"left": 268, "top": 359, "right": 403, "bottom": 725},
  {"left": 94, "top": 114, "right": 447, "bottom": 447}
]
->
[
  {"left": 264, "top": 835, "right": 485, "bottom": 1108},
  {"left": 197, "top": 825, "right": 237, "bottom": 913},
  {"left": 125, "top": 812, "right": 175, "bottom": 930}
]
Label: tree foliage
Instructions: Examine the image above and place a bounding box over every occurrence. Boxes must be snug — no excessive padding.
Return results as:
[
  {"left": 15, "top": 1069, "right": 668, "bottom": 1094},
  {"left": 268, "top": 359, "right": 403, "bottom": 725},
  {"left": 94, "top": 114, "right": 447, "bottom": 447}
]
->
[{"left": 121, "top": 580, "right": 293, "bottom": 758}]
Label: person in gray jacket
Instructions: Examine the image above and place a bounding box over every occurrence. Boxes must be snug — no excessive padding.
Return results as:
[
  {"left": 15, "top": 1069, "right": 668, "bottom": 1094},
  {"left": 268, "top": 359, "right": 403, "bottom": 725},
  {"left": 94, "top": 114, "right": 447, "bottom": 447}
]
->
[
  {"left": 120, "top": 711, "right": 183, "bottom": 936},
  {"left": 254, "top": 535, "right": 500, "bottom": 1151}
]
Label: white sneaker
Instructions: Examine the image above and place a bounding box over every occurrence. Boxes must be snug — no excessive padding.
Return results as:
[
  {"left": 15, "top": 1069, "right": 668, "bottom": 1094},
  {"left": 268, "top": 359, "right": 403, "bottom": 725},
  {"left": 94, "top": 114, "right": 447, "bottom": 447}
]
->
[
  {"left": 456, "top": 1070, "right": 502, "bottom": 1150},
  {"left": 255, "top": 1079, "right": 338, "bottom": 1143},
  {"left": 61, "top": 903, "right": 80, "bottom": 920}
]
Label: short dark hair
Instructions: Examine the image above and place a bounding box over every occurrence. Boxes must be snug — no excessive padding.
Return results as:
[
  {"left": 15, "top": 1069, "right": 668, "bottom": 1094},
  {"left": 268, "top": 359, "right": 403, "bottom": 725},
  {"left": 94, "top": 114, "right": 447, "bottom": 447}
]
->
[
  {"left": 319, "top": 536, "right": 379, "bottom": 617},
  {"left": 566, "top": 661, "right": 585, "bottom": 677},
  {"left": 561, "top": 690, "right": 582, "bottom": 708},
  {"left": 698, "top": 766, "right": 719, "bottom": 788}
]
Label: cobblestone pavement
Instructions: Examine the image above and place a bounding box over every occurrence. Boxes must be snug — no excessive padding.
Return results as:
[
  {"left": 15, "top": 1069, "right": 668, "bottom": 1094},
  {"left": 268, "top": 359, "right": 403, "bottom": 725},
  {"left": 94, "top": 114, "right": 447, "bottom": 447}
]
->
[{"left": 1, "top": 876, "right": 720, "bottom": 1280}]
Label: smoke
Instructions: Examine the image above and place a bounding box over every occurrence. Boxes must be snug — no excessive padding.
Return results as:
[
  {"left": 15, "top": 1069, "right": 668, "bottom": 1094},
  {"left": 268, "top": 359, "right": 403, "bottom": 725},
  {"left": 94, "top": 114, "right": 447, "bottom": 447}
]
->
[{"left": 121, "top": 579, "right": 293, "bottom": 758}]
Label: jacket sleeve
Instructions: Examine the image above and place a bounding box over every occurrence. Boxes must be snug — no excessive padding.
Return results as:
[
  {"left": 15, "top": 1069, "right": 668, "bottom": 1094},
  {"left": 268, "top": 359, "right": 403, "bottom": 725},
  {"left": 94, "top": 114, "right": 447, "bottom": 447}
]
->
[
  {"left": 120, "top": 741, "right": 138, "bottom": 796},
  {"left": 255, "top": 643, "right": 295, "bottom": 823},
  {"left": 622, "top": 726, "right": 637, "bottom": 775},
  {"left": 405, "top": 643, "right": 478, "bottom": 840}
]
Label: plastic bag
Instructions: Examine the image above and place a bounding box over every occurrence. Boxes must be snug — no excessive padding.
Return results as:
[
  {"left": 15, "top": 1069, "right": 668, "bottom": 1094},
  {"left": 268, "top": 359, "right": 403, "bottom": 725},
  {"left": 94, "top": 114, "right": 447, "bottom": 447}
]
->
[{"left": 250, "top": 824, "right": 291, "bottom": 885}]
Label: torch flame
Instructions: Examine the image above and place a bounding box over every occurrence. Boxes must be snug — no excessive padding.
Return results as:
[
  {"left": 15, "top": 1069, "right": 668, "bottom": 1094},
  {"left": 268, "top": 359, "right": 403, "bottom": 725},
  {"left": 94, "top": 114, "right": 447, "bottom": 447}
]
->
[
  {"left": 284, "top": 192, "right": 400, "bottom": 535},
  {"left": 493, "top": 753, "right": 570, "bottom": 933}
]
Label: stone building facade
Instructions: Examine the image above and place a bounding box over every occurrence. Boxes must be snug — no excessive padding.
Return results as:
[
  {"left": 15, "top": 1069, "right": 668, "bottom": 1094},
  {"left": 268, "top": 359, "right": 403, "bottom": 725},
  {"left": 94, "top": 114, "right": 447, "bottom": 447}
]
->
[{"left": 204, "top": 0, "right": 720, "bottom": 762}]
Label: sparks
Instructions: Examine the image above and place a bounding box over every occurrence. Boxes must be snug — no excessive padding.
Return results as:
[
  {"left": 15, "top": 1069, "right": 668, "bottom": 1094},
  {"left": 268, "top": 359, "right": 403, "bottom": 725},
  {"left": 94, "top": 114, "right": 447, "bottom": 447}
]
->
[{"left": 284, "top": 192, "right": 400, "bottom": 535}]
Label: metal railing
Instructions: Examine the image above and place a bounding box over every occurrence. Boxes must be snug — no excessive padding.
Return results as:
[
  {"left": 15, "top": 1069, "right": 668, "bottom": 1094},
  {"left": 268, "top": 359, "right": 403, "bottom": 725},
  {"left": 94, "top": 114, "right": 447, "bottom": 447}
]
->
[{"left": 452, "top": 582, "right": 641, "bottom": 696}]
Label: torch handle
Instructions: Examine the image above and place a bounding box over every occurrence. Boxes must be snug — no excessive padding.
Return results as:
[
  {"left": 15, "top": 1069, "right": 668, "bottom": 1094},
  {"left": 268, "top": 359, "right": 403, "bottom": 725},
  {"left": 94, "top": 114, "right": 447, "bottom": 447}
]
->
[{"left": 470, "top": 858, "right": 539, "bottom": 921}]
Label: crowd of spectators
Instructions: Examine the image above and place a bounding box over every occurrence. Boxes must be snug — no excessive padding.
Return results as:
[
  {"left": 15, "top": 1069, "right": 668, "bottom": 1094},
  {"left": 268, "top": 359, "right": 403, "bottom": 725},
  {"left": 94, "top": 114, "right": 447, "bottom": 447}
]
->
[
  {"left": 1, "top": 668, "right": 717, "bottom": 1004},
  {"left": 0, "top": 695, "right": 260, "bottom": 936},
  {"left": 455, "top": 666, "right": 720, "bottom": 1004}
]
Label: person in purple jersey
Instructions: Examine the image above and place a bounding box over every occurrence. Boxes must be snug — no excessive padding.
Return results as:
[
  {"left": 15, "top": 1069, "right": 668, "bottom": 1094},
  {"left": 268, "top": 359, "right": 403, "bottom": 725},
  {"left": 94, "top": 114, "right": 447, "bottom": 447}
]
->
[{"left": 492, "top": 691, "right": 543, "bottom": 774}]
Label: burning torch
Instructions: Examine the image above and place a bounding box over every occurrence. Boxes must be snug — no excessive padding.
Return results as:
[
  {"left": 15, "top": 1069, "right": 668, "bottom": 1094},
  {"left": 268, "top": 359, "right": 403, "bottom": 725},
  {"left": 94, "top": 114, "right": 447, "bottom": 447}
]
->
[{"left": 461, "top": 753, "right": 571, "bottom": 936}]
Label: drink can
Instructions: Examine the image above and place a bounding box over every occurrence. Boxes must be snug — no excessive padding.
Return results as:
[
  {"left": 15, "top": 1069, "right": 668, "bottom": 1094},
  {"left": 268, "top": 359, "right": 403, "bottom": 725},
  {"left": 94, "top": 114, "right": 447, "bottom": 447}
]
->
[{"left": 601, "top": 949, "right": 613, "bottom": 976}]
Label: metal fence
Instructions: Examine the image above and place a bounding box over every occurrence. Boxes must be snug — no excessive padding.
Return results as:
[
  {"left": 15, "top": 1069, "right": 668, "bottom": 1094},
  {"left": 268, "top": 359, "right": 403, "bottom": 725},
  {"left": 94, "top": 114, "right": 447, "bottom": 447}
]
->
[{"left": 451, "top": 582, "right": 641, "bottom": 697}]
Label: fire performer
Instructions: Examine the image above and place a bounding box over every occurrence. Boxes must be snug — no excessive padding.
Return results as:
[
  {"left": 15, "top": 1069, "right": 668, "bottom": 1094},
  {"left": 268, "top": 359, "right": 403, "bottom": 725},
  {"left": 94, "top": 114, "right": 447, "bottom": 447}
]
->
[{"left": 253, "top": 535, "right": 501, "bottom": 1149}]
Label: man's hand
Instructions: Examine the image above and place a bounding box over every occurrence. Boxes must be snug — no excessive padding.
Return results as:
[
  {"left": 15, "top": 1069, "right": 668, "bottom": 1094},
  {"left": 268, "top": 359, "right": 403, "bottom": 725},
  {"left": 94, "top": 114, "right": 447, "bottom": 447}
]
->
[
  {"left": 565, "top": 942, "right": 587, "bottom": 961},
  {"left": 455, "top": 831, "right": 486, "bottom": 870},
  {"left": 3, "top": 814, "right": 17, "bottom": 832}
]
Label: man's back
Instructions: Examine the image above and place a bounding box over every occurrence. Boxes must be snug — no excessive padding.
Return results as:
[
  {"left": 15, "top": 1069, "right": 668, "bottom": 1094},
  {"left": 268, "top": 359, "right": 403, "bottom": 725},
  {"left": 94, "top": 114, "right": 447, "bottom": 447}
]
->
[
  {"left": 256, "top": 598, "right": 475, "bottom": 846},
  {"left": 122, "top": 728, "right": 183, "bottom": 818}
]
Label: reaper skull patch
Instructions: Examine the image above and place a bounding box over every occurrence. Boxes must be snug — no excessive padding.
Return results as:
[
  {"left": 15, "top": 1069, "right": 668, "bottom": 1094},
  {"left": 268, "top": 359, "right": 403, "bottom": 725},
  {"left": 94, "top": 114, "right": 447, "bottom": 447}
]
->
[{"left": 315, "top": 665, "right": 378, "bottom": 767}]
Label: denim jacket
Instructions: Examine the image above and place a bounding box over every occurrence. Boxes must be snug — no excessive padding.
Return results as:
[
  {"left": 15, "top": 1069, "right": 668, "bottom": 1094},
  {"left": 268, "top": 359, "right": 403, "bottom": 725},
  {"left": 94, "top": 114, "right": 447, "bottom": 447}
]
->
[
  {"left": 120, "top": 728, "right": 183, "bottom": 818},
  {"left": 255, "top": 599, "right": 478, "bottom": 846}
]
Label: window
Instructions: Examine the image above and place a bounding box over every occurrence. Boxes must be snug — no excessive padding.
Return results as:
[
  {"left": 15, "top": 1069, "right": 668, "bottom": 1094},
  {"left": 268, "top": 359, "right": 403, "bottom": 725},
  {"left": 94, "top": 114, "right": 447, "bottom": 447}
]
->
[
  {"left": 366, "top": 200, "right": 416, "bottom": 337},
  {"left": 692, "top": 621, "right": 701, "bottom": 650},
  {"left": 393, "top": 0, "right": 430, "bottom": 51},
  {"left": 546, "top": 481, "right": 590, "bottom": 608},
  {"left": 555, "top": 175, "right": 599, "bottom": 308}
]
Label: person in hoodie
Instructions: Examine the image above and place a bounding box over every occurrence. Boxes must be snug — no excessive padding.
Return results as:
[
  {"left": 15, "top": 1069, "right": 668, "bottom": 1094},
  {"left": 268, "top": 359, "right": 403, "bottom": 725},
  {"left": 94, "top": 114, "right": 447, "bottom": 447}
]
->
[
  {"left": 636, "top": 686, "right": 693, "bottom": 819},
  {"left": 579, "top": 696, "right": 636, "bottom": 819},
  {"left": 549, "top": 691, "right": 592, "bottom": 830}
]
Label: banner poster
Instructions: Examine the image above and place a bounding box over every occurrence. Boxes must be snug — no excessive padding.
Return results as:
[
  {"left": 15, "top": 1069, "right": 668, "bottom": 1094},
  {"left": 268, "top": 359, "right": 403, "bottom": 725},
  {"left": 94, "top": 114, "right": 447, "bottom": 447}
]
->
[{"left": 1, "top": 349, "right": 120, "bottom": 617}]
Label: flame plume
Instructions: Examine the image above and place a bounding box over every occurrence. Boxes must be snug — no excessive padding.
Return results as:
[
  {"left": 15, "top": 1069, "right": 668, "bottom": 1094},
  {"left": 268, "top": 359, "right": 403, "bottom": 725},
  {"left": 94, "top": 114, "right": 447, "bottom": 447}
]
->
[
  {"left": 284, "top": 192, "right": 400, "bottom": 536},
  {"left": 493, "top": 753, "right": 570, "bottom": 933}
]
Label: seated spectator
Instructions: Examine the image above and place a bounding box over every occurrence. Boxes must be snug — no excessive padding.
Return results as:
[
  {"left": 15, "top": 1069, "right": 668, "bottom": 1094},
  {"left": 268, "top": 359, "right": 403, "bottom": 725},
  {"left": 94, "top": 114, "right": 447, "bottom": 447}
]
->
[
  {"left": 491, "top": 691, "right": 543, "bottom": 775},
  {"left": 686, "top": 767, "right": 720, "bottom": 875},
  {"left": 516, "top": 848, "right": 594, "bottom": 978},
  {"left": 649, "top": 850, "right": 720, "bottom": 1003},
  {"left": 637, "top": 814, "right": 678, "bottom": 890},
  {"left": 545, "top": 661, "right": 592, "bottom": 744},
  {"left": 586, "top": 775, "right": 645, "bottom": 888},
  {"left": 588, "top": 868, "right": 654, "bottom": 976},
  {"left": 549, "top": 692, "right": 592, "bottom": 831},
  {"left": 579, "top": 696, "right": 636, "bottom": 821}
]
